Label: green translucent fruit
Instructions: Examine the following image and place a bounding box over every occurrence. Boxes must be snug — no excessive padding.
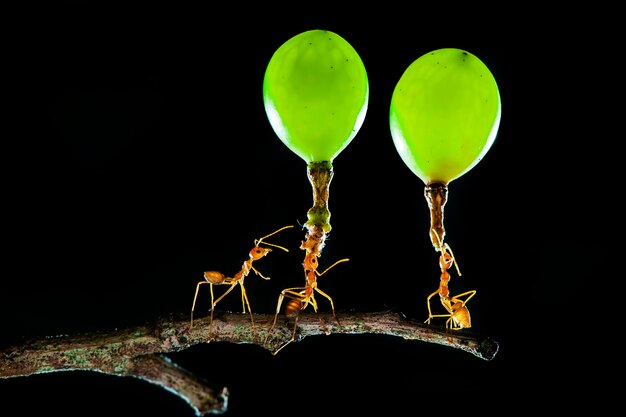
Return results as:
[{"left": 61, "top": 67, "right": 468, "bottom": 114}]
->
[
  {"left": 263, "top": 29, "right": 369, "bottom": 163},
  {"left": 390, "top": 48, "right": 501, "bottom": 185}
]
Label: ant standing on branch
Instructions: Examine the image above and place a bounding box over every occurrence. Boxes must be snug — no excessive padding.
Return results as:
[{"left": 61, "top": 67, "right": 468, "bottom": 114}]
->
[
  {"left": 191, "top": 225, "right": 294, "bottom": 329},
  {"left": 268, "top": 240, "right": 349, "bottom": 355}
]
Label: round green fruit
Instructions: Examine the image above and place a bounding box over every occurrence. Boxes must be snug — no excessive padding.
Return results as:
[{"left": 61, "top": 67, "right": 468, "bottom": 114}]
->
[
  {"left": 390, "top": 48, "right": 501, "bottom": 185},
  {"left": 263, "top": 29, "right": 369, "bottom": 163}
]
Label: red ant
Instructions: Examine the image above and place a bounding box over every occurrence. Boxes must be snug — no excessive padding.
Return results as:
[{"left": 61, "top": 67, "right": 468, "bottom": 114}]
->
[
  {"left": 424, "top": 242, "right": 476, "bottom": 330},
  {"left": 268, "top": 246, "right": 349, "bottom": 354},
  {"left": 191, "top": 225, "right": 294, "bottom": 328}
]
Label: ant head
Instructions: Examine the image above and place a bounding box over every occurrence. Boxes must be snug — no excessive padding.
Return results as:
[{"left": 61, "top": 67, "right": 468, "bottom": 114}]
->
[
  {"left": 303, "top": 252, "right": 318, "bottom": 269},
  {"left": 250, "top": 247, "right": 272, "bottom": 260},
  {"left": 440, "top": 251, "right": 454, "bottom": 269},
  {"left": 439, "top": 243, "right": 461, "bottom": 275}
]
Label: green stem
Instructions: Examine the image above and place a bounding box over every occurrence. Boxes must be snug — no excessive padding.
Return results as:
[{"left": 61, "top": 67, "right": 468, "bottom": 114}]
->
[{"left": 302, "top": 161, "right": 333, "bottom": 255}]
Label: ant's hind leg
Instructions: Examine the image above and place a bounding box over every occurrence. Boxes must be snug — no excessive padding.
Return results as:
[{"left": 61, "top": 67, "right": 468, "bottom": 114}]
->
[
  {"left": 452, "top": 290, "right": 476, "bottom": 305},
  {"left": 191, "top": 281, "right": 210, "bottom": 327}
]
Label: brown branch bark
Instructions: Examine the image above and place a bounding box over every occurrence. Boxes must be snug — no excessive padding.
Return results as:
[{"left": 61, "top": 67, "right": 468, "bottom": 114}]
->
[{"left": 0, "top": 310, "right": 498, "bottom": 415}]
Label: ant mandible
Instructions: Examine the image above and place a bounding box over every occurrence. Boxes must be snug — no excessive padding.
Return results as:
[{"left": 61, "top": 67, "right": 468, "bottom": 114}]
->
[
  {"left": 424, "top": 241, "right": 476, "bottom": 330},
  {"left": 191, "top": 225, "right": 294, "bottom": 328},
  {"left": 268, "top": 246, "right": 349, "bottom": 354}
]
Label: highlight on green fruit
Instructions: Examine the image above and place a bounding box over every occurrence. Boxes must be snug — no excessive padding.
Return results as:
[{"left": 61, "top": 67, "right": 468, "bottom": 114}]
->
[
  {"left": 389, "top": 48, "right": 501, "bottom": 185},
  {"left": 263, "top": 29, "right": 369, "bottom": 163}
]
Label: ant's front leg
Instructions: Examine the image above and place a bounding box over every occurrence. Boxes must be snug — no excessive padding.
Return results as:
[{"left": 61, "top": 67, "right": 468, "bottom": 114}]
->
[{"left": 251, "top": 266, "right": 271, "bottom": 280}]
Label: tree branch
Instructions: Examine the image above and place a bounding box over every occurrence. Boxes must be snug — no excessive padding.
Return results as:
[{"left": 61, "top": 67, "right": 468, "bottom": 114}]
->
[{"left": 0, "top": 310, "right": 498, "bottom": 415}]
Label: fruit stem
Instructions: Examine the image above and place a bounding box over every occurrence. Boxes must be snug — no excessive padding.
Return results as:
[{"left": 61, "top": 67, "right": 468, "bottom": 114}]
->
[
  {"left": 303, "top": 161, "right": 333, "bottom": 255},
  {"left": 424, "top": 182, "right": 448, "bottom": 252}
]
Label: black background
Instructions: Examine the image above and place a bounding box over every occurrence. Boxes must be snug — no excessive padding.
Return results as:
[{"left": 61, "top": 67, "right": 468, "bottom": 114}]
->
[{"left": 3, "top": 4, "right": 610, "bottom": 416}]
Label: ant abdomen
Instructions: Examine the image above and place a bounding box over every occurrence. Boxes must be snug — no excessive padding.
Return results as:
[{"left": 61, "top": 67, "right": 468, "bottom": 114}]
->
[
  {"left": 451, "top": 303, "right": 472, "bottom": 329},
  {"left": 203, "top": 271, "right": 226, "bottom": 284},
  {"left": 285, "top": 298, "right": 302, "bottom": 317}
]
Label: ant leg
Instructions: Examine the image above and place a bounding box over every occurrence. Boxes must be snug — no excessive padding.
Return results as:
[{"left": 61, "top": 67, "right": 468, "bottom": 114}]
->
[
  {"left": 281, "top": 307, "right": 302, "bottom": 355},
  {"left": 429, "top": 313, "right": 454, "bottom": 319},
  {"left": 210, "top": 284, "right": 215, "bottom": 325},
  {"left": 425, "top": 291, "right": 439, "bottom": 323},
  {"left": 428, "top": 313, "right": 456, "bottom": 330},
  {"left": 442, "top": 243, "right": 462, "bottom": 276},
  {"left": 211, "top": 281, "right": 238, "bottom": 307},
  {"left": 313, "top": 287, "right": 338, "bottom": 330},
  {"left": 239, "top": 281, "right": 255, "bottom": 328},
  {"left": 446, "top": 316, "right": 462, "bottom": 330},
  {"left": 451, "top": 290, "right": 477, "bottom": 305},
  {"left": 273, "top": 333, "right": 294, "bottom": 355},
  {"left": 315, "top": 258, "right": 350, "bottom": 277},
  {"left": 425, "top": 289, "right": 441, "bottom": 324},
  {"left": 240, "top": 282, "right": 247, "bottom": 314},
  {"left": 268, "top": 289, "right": 301, "bottom": 341},
  {"left": 251, "top": 266, "right": 271, "bottom": 280},
  {"left": 209, "top": 281, "right": 238, "bottom": 324},
  {"left": 267, "top": 290, "right": 305, "bottom": 349},
  {"left": 268, "top": 292, "right": 286, "bottom": 345},
  {"left": 191, "top": 281, "right": 211, "bottom": 327},
  {"left": 271, "top": 289, "right": 306, "bottom": 328},
  {"left": 264, "top": 293, "right": 285, "bottom": 347},
  {"left": 292, "top": 310, "right": 301, "bottom": 342},
  {"left": 270, "top": 293, "right": 285, "bottom": 332},
  {"left": 310, "top": 294, "right": 331, "bottom": 334},
  {"left": 272, "top": 293, "right": 305, "bottom": 355}
]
